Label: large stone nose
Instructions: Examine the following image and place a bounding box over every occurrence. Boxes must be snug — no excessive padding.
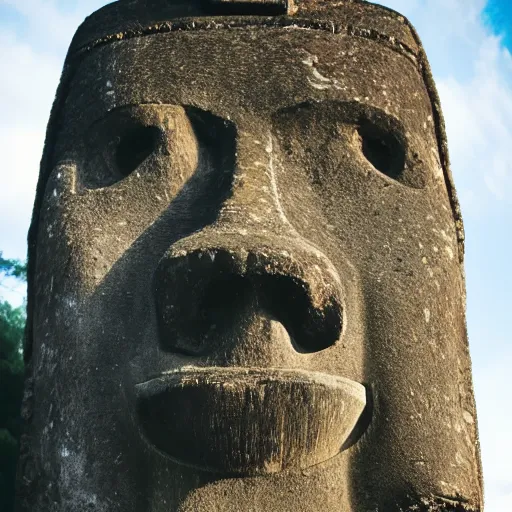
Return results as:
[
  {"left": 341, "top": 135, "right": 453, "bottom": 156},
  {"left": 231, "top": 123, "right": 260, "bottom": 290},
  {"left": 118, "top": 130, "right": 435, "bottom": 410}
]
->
[
  {"left": 153, "top": 127, "right": 344, "bottom": 359},
  {"left": 154, "top": 233, "right": 344, "bottom": 356}
]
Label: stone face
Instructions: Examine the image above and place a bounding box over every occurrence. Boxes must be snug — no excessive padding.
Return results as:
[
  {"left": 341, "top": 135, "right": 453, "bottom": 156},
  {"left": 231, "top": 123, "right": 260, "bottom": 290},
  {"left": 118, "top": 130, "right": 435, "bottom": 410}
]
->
[{"left": 18, "top": 1, "right": 482, "bottom": 511}]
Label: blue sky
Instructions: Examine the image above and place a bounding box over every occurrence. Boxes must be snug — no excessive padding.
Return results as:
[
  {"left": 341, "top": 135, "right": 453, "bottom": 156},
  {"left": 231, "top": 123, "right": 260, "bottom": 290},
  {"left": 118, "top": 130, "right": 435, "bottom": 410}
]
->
[
  {"left": 0, "top": 0, "right": 511, "bottom": 509},
  {"left": 485, "top": 0, "right": 512, "bottom": 51}
]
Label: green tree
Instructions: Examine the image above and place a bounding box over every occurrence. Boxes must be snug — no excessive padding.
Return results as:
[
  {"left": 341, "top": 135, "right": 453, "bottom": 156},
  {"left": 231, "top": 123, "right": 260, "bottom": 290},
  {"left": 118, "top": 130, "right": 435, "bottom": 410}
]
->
[{"left": 0, "top": 252, "right": 26, "bottom": 512}]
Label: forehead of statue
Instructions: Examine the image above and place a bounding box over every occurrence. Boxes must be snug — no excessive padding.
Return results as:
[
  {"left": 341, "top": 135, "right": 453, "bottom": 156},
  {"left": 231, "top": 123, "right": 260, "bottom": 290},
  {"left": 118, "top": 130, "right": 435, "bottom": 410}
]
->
[{"left": 59, "top": 29, "right": 436, "bottom": 140}]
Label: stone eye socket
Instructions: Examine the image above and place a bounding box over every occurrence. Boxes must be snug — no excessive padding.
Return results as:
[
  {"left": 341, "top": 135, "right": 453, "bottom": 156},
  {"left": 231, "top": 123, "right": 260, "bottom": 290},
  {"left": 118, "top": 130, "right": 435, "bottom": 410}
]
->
[
  {"left": 273, "top": 101, "right": 425, "bottom": 189},
  {"left": 357, "top": 122, "right": 406, "bottom": 182},
  {"left": 115, "top": 125, "right": 161, "bottom": 178}
]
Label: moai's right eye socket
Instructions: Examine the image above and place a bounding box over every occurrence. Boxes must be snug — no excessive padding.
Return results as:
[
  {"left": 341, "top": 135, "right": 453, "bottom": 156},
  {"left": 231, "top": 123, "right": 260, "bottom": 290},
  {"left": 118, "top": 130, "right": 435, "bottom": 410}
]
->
[
  {"left": 357, "top": 121, "right": 406, "bottom": 182},
  {"left": 80, "top": 109, "right": 168, "bottom": 190},
  {"left": 79, "top": 105, "right": 236, "bottom": 192},
  {"left": 115, "top": 125, "right": 162, "bottom": 178}
]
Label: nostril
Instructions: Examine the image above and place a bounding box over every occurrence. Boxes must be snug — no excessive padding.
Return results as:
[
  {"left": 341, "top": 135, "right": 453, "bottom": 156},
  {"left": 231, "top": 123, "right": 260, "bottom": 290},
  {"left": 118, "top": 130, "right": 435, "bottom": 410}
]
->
[
  {"left": 198, "top": 273, "right": 342, "bottom": 353},
  {"left": 258, "top": 274, "right": 342, "bottom": 353},
  {"left": 200, "top": 274, "right": 253, "bottom": 328}
]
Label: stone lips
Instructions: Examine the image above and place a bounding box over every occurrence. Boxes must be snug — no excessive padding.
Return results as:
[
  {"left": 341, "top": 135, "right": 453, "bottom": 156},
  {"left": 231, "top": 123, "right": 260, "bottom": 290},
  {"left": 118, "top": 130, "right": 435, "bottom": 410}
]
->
[{"left": 136, "top": 367, "right": 367, "bottom": 475}]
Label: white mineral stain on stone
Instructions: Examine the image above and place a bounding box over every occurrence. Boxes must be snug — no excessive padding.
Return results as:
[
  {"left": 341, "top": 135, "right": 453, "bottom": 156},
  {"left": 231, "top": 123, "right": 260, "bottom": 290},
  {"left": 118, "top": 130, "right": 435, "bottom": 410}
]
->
[
  {"left": 301, "top": 51, "right": 339, "bottom": 90},
  {"left": 308, "top": 80, "right": 331, "bottom": 90},
  {"left": 445, "top": 246, "right": 454, "bottom": 260},
  {"left": 266, "top": 136, "right": 293, "bottom": 229},
  {"left": 463, "top": 410, "right": 474, "bottom": 425},
  {"left": 440, "top": 229, "right": 451, "bottom": 242},
  {"left": 65, "top": 297, "right": 77, "bottom": 311},
  {"left": 424, "top": 308, "right": 431, "bottom": 323},
  {"left": 311, "top": 68, "right": 331, "bottom": 83},
  {"left": 59, "top": 445, "right": 107, "bottom": 510},
  {"left": 301, "top": 54, "right": 318, "bottom": 67}
]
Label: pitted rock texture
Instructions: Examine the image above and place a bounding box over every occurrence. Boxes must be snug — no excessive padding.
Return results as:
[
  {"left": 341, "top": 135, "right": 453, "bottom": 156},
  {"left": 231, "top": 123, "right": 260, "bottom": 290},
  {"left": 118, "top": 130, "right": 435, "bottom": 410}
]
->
[{"left": 17, "top": 1, "right": 482, "bottom": 511}]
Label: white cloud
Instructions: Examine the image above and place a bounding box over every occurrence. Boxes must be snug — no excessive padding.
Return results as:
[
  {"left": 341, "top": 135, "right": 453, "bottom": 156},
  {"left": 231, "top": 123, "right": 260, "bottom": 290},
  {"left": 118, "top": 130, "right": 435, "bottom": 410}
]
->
[
  {"left": 486, "top": 492, "right": 512, "bottom": 512},
  {"left": 0, "top": 29, "right": 62, "bottom": 259},
  {"left": 0, "top": 1, "right": 114, "bottom": 258},
  {"left": 0, "top": 0, "right": 112, "bottom": 51},
  {"left": 438, "top": 36, "right": 512, "bottom": 208},
  {"left": 0, "top": 30, "right": 61, "bottom": 127},
  {"left": 474, "top": 342, "right": 512, "bottom": 511},
  {"left": 1, "top": 0, "right": 78, "bottom": 50}
]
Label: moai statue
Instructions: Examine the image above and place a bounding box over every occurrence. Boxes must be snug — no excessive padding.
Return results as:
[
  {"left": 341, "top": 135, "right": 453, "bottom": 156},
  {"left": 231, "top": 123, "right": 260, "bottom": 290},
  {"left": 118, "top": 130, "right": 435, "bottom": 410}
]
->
[{"left": 17, "top": 0, "right": 483, "bottom": 510}]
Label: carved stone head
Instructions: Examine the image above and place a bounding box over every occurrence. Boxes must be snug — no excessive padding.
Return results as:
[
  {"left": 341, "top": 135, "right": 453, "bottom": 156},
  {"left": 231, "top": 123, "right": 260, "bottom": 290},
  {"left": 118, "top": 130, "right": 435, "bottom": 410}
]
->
[{"left": 18, "top": 1, "right": 482, "bottom": 510}]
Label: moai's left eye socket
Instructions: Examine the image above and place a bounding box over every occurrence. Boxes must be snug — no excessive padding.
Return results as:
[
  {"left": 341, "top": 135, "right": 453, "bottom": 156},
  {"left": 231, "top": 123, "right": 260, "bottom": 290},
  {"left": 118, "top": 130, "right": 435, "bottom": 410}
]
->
[
  {"left": 357, "top": 121, "right": 406, "bottom": 182},
  {"left": 273, "top": 101, "right": 427, "bottom": 190},
  {"left": 115, "top": 125, "right": 162, "bottom": 178}
]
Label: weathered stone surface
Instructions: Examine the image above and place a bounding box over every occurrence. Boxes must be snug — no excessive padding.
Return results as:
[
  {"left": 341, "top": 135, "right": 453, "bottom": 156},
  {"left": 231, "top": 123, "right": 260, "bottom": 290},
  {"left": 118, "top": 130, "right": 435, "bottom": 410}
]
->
[{"left": 17, "top": 1, "right": 482, "bottom": 511}]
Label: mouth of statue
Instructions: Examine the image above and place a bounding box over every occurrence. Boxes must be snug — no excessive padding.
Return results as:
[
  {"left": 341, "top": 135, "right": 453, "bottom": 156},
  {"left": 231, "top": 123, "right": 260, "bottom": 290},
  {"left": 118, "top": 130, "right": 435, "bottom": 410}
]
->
[{"left": 135, "top": 366, "right": 367, "bottom": 475}]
